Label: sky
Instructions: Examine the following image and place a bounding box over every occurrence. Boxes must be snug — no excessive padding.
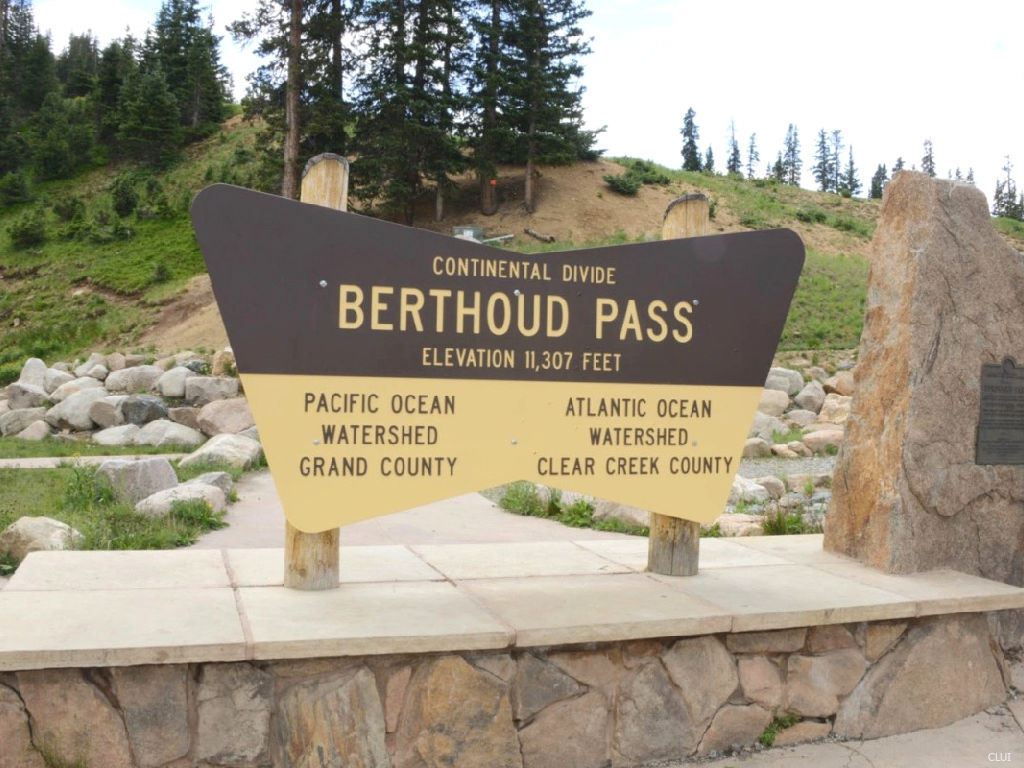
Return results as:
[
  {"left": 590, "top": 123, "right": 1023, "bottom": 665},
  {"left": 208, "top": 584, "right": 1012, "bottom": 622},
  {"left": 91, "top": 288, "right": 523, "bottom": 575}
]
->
[{"left": 32, "top": 0, "right": 1024, "bottom": 207}]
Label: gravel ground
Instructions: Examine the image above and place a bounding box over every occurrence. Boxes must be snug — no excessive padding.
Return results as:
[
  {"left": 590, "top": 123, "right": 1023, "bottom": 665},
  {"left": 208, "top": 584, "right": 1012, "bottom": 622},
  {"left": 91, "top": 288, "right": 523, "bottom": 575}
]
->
[{"left": 737, "top": 455, "right": 837, "bottom": 479}]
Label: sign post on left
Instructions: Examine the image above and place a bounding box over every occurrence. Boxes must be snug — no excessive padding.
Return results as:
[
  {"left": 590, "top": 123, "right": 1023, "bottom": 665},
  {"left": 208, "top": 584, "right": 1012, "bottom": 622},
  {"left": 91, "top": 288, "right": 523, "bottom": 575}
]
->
[{"left": 284, "top": 153, "right": 350, "bottom": 590}]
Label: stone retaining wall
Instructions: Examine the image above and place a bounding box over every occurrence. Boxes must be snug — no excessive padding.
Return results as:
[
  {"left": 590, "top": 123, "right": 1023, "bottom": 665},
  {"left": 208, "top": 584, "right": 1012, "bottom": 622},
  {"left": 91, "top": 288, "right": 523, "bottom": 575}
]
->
[{"left": 0, "top": 613, "right": 1007, "bottom": 768}]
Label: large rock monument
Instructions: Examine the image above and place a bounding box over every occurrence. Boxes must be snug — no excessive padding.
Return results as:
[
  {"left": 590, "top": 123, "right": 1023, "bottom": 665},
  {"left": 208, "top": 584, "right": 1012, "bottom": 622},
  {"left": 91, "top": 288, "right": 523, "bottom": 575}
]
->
[{"left": 826, "top": 172, "right": 1024, "bottom": 599}]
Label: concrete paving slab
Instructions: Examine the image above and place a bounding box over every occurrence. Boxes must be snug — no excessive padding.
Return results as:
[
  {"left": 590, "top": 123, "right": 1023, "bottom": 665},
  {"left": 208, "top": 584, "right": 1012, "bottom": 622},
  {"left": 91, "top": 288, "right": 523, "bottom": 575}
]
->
[
  {"left": 816, "top": 561, "right": 1024, "bottom": 615},
  {"left": 459, "top": 572, "right": 731, "bottom": 646},
  {"left": 226, "top": 546, "right": 445, "bottom": 586},
  {"left": 0, "top": 588, "right": 245, "bottom": 671},
  {"left": 692, "top": 705, "right": 1024, "bottom": 767},
  {"left": 574, "top": 537, "right": 792, "bottom": 571},
  {"left": 0, "top": 454, "right": 186, "bottom": 469},
  {"left": 653, "top": 564, "right": 917, "bottom": 632},
  {"left": 410, "top": 541, "right": 632, "bottom": 580},
  {"left": 238, "top": 581, "right": 514, "bottom": 658},
  {"left": 7, "top": 549, "right": 231, "bottom": 590},
  {"left": 730, "top": 533, "right": 851, "bottom": 564}
]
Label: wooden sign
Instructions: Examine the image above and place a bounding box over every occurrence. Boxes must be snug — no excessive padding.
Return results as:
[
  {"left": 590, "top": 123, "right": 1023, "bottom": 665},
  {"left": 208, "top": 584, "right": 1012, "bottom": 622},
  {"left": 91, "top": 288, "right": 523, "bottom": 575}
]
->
[{"left": 191, "top": 184, "right": 804, "bottom": 533}]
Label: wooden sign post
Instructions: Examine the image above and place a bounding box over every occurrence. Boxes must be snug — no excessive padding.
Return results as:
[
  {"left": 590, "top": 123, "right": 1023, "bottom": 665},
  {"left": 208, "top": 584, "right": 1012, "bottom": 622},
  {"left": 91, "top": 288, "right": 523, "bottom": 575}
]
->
[
  {"left": 647, "top": 194, "right": 710, "bottom": 577},
  {"left": 284, "top": 154, "right": 350, "bottom": 590}
]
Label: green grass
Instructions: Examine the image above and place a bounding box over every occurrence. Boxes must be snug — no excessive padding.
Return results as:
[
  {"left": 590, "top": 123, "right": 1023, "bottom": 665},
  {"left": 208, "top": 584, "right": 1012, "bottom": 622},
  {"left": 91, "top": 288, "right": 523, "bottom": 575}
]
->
[
  {"left": 173, "top": 458, "right": 245, "bottom": 483},
  {"left": 779, "top": 248, "right": 868, "bottom": 349},
  {"left": 993, "top": 216, "right": 1024, "bottom": 249},
  {"left": 0, "top": 437, "right": 193, "bottom": 459},
  {"left": 498, "top": 480, "right": 649, "bottom": 536},
  {"left": 0, "top": 463, "right": 227, "bottom": 571},
  {"left": 762, "top": 509, "right": 822, "bottom": 536},
  {"left": 771, "top": 427, "right": 806, "bottom": 444},
  {"left": 0, "top": 120, "right": 261, "bottom": 384}
]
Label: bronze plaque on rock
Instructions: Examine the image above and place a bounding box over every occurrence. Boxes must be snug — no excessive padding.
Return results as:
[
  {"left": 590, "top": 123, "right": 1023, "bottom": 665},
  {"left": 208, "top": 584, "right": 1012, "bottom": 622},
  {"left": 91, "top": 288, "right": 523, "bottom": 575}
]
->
[{"left": 977, "top": 357, "right": 1024, "bottom": 465}]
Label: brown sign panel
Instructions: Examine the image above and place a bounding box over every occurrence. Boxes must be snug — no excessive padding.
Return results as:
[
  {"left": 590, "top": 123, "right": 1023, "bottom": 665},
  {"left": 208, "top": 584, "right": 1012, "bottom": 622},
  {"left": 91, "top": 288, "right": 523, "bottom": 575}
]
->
[
  {"left": 977, "top": 357, "right": 1024, "bottom": 464},
  {"left": 191, "top": 184, "right": 804, "bottom": 532}
]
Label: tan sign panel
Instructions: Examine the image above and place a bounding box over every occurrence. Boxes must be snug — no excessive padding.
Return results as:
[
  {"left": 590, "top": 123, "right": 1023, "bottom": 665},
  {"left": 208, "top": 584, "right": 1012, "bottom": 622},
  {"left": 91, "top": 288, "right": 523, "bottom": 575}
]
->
[{"left": 191, "top": 185, "right": 804, "bottom": 532}]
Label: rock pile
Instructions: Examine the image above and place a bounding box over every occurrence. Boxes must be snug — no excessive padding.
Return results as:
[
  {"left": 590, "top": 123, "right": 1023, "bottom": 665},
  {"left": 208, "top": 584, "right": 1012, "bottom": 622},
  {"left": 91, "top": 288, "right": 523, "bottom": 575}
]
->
[
  {"left": 744, "top": 364, "right": 855, "bottom": 459},
  {"left": 0, "top": 350, "right": 257, "bottom": 448}
]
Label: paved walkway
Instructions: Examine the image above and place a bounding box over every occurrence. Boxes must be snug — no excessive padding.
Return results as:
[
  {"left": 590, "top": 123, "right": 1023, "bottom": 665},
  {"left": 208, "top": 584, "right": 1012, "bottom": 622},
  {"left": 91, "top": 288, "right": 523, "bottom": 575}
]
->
[{"left": 189, "top": 469, "right": 635, "bottom": 548}]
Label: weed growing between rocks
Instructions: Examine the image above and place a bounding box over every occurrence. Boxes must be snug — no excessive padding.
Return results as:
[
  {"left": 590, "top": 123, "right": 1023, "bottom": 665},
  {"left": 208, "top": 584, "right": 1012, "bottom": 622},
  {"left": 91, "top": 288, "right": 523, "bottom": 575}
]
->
[
  {"left": 762, "top": 509, "right": 822, "bottom": 536},
  {"left": 498, "top": 481, "right": 649, "bottom": 536},
  {"left": 759, "top": 712, "right": 801, "bottom": 747},
  {"left": 0, "top": 550, "right": 16, "bottom": 575}
]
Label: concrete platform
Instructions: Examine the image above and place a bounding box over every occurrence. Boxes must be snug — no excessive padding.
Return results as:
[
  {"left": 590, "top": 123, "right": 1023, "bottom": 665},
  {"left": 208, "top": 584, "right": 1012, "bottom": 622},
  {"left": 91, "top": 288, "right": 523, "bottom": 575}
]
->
[{"left": 3, "top": 534, "right": 1024, "bottom": 671}]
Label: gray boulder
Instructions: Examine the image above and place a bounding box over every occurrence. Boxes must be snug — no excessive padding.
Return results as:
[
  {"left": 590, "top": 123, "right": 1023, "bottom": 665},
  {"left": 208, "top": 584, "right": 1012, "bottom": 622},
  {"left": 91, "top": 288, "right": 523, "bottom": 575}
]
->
[
  {"left": 179, "top": 433, "right": 262, "bottom": 470},
  {"left": 18, "top": 357, "right": 47, "bottom": 389},
  {"left": 185, "top": 376, "right": 239, "bottom": 406},
  {"left": 748, "top": 412, "right": 787, "bottom": 442},
  {"left": 97, "top": 457, "right": 179, "bottom": 504},
  {"left": 93, "top": 424, "right": 142, "bottom": 446},
  {"left": 85, "top": 364, "right": 109, "bottom": 381},
  {"left": 0, "top": 399, "right": 9, "bottom": 417},
  {"left": 758, "top": 389, "right": 790, "bottom": 418},
  {"left": 238, "top": 425, "right": 260, "bottom": 442},
  {"left": 44, "top": 388, "right": 108, "bottom": 431},
  {"left": 197, "top": 398, "right": 254, "bottom": 436},
  {"left": 74, "top": 352, "right": 107, "bottom": 378},
  {"left": 51, "top": 361, "right": 71, "bottom": 372},
  {"left": 592, "top": 500, "right": 650, "bottom": 528},
  {"left": 763, "top": 374, "right": 793, "bottom": 394},
  {"left": 729, "top": 476, "right": 770, "bottom": 505},
  {"left": 742, "top": 437, "right": 772, "bottom": 458},
  {"left": 134, "top": 419, "right": 205, "bottom": 448},
  {"left": 156, "top": 366, "right": 194, "bottom": 398},
  {"left": 184, "top": 471, "right": 234, "bottom": 496},
  {"left": 50, "top": 376, "right": 103, "bottom": 402},
  {"left": 0, "top": 407, "right": 47, "bottom": 436},
  {"left": 785, "top": 409, "right": 819, "bottom": 428},
  {"left": 43, "top": 367, "right": 74, "bottom": 394},
  {"left": 88, "top": 396, "right": 127, "bottom": 429},
  {"left": 119, "top": 394, "right": 169, "bottom": 425},
  {"left": 105, "top": 365, "right": 163, "bottom": 393},
  {"left": 6, "top": 381, "right": 48, "bottom": 409},
  {"left": 136, "top": 484, "right": 226, "bottom": 518},
  {"left": 105, "top": 352, "right": 127, "bottom": 371},
  {"left": 794, "top": 381, "right": 826, "bottom": 414},
  {"left": 768, "top": 366, "right": 805, "bottom": 396},
  {"left": 0, "top": 516, "right": 81, "bottom": 560},
  {"left": 15, "top": 420, "right": 52, "bottom": 441}
]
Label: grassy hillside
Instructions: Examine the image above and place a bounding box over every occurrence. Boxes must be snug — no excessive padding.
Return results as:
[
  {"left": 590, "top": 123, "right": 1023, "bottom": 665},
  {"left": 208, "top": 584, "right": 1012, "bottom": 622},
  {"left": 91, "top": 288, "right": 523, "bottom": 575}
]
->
[
  {"left": 2, "top": 122, "right": 1022, "bottom": 384},
  {"left": 0, "top": 117, "right": 260, "bottom": 382}
]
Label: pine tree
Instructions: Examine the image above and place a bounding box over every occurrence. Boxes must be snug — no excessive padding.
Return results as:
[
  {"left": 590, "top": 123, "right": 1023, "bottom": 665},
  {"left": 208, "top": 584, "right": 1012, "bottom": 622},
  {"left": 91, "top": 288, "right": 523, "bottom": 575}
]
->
[
  {"left": 680, "top": 106, "right": 700, "bottom": 171},
  {"left": 869, "top": 164, "right": 887, "bottom": 199},
  {"left": 56, "top": 33, "right": 99, "bottom": 97},
  {"left": 501, "top": 0, "right": 593, "bottom": 213},
  {"left": 812, "top": 128, "right": 832, "bottom": 192},
  {"left": 117, "top": 64, "right": 181, "bottom": 164},
  {"left": 149, "top": 0, "right": 228, "bottom": 139},
  {"left": 726, "top": 120, "right": 741, "bottom": 175},
  {"left": 781, "top": 123, "right": 801, "bottom": 186},
  {"left": 921, "top": 139, "right": 935, "bottom": 177},
  {"left": 703, "top": 145, "right": 714, "bottom": 174},
  {"left": 893, "top": 156, "right": 905, "bottom": 173},
  {"left": 96, "top": 36, "right": 137, "bottom": 144},
  {"left": 967, "top": 168, "right": 975, "bottom": 184},
  {"left": 771, "top": 152, "right": 785, "bottom": 182},
  {"left": 829, "top": 130, "right": 842, "bottom": 193},
  {"left": 840, "top": 146, "right": 860, "bottom": 197},
  {"left": 746, "top": 133, "right": 758, "bottom": 179}
]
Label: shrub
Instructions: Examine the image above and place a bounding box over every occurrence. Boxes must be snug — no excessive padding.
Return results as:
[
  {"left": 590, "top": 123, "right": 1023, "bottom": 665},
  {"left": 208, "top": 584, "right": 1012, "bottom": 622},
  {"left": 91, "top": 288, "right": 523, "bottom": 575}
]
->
[
  {"left": 603, "top": 173, "right": 641, "bottom": 196},
  {"left": 52, "top": 194, "right": 85, "bottom": 222},
  {"left": 8, "top": 207, "right": 47, "bottom": 249},
  {"left": 0, "top": 170, "right": 32, "bottom": 207},
  {"left": 795, "top": 208, "right": 828, "bottom": 224},
  {"left": 111, "top": 174, "right": 139, "bottom": 218}
]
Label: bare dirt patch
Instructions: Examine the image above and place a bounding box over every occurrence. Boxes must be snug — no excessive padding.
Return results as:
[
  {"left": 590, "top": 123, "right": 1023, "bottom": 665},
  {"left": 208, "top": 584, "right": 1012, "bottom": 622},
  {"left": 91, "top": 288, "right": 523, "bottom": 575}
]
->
[{"left": 136, "top": 274, "right": 229, "bottom": 354}]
